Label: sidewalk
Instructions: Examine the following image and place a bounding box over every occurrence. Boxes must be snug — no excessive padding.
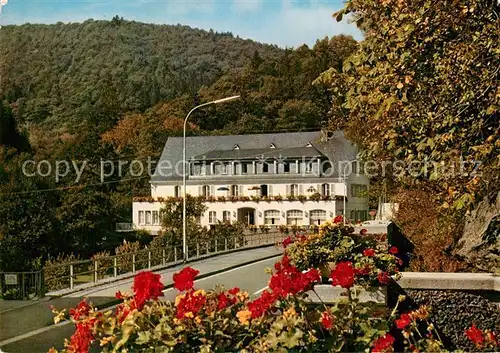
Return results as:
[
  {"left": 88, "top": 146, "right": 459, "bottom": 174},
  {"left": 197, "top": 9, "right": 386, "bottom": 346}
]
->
[{"left": 0, "top": 245, "right": 283, "bottom": 344}]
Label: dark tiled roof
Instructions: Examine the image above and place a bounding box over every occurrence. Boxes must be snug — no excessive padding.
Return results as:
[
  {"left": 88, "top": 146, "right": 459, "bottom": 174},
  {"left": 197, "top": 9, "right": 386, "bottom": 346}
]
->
[{"left": 152, "top": 131, "right": 358, "bottom": 181}]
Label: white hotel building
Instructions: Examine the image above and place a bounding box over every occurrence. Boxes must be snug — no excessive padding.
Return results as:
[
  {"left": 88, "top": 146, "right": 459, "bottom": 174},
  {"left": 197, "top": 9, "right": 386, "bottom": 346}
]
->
[{"left": 132, "top": 131, "right": 369, "bottom": 234}]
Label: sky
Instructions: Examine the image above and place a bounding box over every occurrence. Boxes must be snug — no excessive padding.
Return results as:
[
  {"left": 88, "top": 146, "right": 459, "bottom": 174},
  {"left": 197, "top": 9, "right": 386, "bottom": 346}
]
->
[{"left": 0, "top": 0, "right": 361, "bottom": 48}]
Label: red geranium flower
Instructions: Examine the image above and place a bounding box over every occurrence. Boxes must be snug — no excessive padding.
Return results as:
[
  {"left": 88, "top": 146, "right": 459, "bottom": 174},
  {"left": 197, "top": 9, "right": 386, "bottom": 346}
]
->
[
  {"left": 248, "top": 290, "right": 277, "bottom": 318},
  {"left": 269, "top": 256, "right": 320, "bottom": 297},
  {"left": 377, "top": 271, "right": 391, "bottom": 285},
  {"left": 68, "top": 322, "right": 94, "bottom": 353},
  {"left": 333, "top": 215, "right": 343, "bottom": 223},
  {"left": 176, "top": 290, "right": 207, "bottom": 319},
  {"left": 465, "top": 325, "right": 485, "bottom": 347},
  {"left": 133, "top": 271, "right": 164, "bottom": 309},
  {"left": 330, "top": 261, "right": 355, "bottom": 289},
  {"left": 389, "top": 246, "right": 399, "bottom": 254},
  {"left": 320, "top": 311, "right": 334, "bottom": 329},
  {"left": 371, "top": 333, "right": 395, "bottom": 353},
  {"left": 69, "top": 299, "right": 91, "bottom": 321},
  {"left": 486, "top": 331, "right": 499, "bottom": 346},
  {"left": 282, "top": 236, "right": 293, "bottom": 248},
  {"left": 363, "top": 248, "right": 375, "bottom": 257},
  {"left": 360, "top": 228, "right": 368, "bottom": 235},
  {"left": 228, "top": 287, "right": 240, "bottom": 295},
  {"left": 395, "top": 313, "right": 412, "bottom": 329},
  {"left": 173, "top": 267, "right": 199, "bottom": 291}
]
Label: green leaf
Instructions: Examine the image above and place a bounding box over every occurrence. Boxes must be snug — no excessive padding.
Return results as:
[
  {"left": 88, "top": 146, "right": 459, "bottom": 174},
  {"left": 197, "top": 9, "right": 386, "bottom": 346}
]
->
[{"left": 136, "top": 331, "right": 151, "bottom": 345}]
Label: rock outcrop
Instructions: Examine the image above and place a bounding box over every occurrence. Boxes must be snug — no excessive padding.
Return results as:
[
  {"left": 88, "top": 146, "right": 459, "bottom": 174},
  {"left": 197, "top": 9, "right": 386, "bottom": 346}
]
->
[{"left": 453, "top": 192, "right": 500, "bottom": 272}]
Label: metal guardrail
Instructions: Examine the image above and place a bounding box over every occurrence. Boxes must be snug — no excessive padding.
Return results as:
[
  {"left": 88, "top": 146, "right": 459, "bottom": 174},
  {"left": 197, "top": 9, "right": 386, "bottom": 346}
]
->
[{"left": 43, "top": 232, "right": 286, "bottom": 294}]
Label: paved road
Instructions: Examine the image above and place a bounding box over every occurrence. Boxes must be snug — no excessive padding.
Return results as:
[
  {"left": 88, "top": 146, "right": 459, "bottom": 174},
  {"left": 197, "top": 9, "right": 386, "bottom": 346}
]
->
[{"left": 0, "top": 247, "right": 282, "bottom": 353}]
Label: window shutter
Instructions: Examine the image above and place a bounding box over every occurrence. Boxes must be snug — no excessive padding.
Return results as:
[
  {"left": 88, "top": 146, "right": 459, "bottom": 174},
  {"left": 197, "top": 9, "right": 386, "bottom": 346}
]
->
[
  {"left": 269, "top": 185, "right": 273, "bottom": 197},
  {"left": 239, "top": 185, "right": 244, "bottom": 196},
  {"left": 317, "top": 184, "right": 321, "bottom": 195},
  {"left": 198, "top": 186, "right": 202, "bottom": 196},
  {"left": 210, "top": 185, "right": 215, "bottom": 196},
  {"left": 299, "top": 185, "right": 303, "bottom": 195},
  {"left": 286, "top": 184, "right": 291, "bottom": 197}
]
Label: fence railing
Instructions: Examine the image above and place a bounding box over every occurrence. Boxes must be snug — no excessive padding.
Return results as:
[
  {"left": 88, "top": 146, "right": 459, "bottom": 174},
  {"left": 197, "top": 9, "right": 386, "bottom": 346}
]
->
[
  {"left": 43, "top": 232, "right": 286, "bottom": 294},
  {"left": 0, "top": 271, "right": 44, "bottom": 299}
]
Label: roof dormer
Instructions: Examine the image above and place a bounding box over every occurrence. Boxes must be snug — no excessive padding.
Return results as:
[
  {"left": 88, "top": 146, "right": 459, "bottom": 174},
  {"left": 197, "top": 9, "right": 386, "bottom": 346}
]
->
[
  {"left": 234, "top": 145, "right": 240, "bottom": 150},
  {"left": 269, "top": 143, "right": 276, "bottom": 149},
  {"left": 306, "top": 142, "right": 313, "bottom": 147}
]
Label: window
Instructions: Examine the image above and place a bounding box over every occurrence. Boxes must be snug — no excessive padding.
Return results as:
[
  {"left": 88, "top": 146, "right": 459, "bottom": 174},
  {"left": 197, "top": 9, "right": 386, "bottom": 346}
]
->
[
  {"left": 242, "top": 163, "right": 248, "bottom": 174},
  {"left": 202, "top": 185, "right": 210, "bottom": 197},
  {"left": 174, "top": 185, "right": 181, "bottom": 198},
  {"left": 138, "top": 211, "right": 145, "bottom": 225},
  {"left": 264, "top": 210, "right": 280, "bottom": 225},
  {"left": 350, "top": 209, "right": 368, "bottom": 222},
  {"left": 145, "top": 211, "right": 152, "bottom": 225},
  {"left": 286, "top": 210, "right": 303, "bottom": 225},
  {"left": 221, "top": 163, "right": 228, "bottom": 174},
  {"left": 153, "top": 211, "right": 160, "bottom": 225},
  {"left": 305, "top": 162, "right": 313, "bottom": 173},
  {"left": 290, "top": 184, "right": 299, "bottom": 197},
  {"left": 260, "top": 184, "right": 268, "bottom": 197},
  {"left": 222, "top": 211, "right": 231, "bottom": 222},
  {"left": 231, "top": 185, "right": 239, "bottom": 197},
  {"left": 310, "top": 210, "right": 327, "bottom": 225},
  {"left": 209, "top": 211, "right": 217, "bottom": 224},
  {"left": 321, "top": 183, "right": 330, "bottom": 197},
  {"left": 283, "top": 162, "right": 290, "bottom": 173},
  {"left": 297, "top": 161, "right": 301, "bottom": 174},
  {"left": 262, "top": 163, "right": 269, "bottom": 173},
  {"left": 351, "top": 184, "right": 368, "bottom": 197}
]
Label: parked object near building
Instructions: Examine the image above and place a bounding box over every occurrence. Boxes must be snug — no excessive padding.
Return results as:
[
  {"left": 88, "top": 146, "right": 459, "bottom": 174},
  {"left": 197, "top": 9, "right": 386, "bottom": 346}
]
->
[{"left": 133, "top": 131, "right": 370, "bottom": 234}]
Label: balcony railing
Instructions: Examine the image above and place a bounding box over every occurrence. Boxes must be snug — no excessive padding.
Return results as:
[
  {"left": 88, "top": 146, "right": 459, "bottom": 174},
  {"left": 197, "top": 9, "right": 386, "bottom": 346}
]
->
[
  {"left": 115, "top": 223, "right": 134, "bottom": 232},
  {"left": 133, "top": 194, "right": 347, "bottom": 203}
]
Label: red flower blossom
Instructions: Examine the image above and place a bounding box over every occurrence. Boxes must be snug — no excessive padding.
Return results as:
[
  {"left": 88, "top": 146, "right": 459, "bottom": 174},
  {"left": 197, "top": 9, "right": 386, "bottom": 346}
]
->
[
  {"left": 67, "top": 322, "right": 94, "bottom": 353},
  {"left": 228, "top": 287, "right": 240, "bottom": 295},
  {"left": 333, "top": 215, "right": 343, "bottom": 223},
  {"left": 395, "top": 313, "right": 412, "bottom": 329},
  {"left": 248, "top": 290, "right": 277, "bottom": 318},
  {"left": 371, "top": 333, "right": 395, "bottom": 353},
  {"left": 69, "top": 300, "right": 91, "bottom": 321},
  {"left": 330, "top": 261, "right": 355, "bottom": 289},
  {"left": 296, "top": 235, "right": 307, "bottom": 243},
  {"left": 173, "top": 267, "right": 199, "bottom": 291},
  {"left": 176, "top": 290, "right": 207, "bottom": 319},
  {"left": 389, "top": 246, "right": 399, "bottom": 254},
  {"left": 269, "top": 256, "right": 320, "bottom": 297},
  {"left": 115, "top": 291, "right": 125, "bottom": 300},
  {"left": 217, "top": 292, "right": 237, "bottom": 310},
  {"left": 360, "top": 228, "right": 368, "bottom": 235},
  {"left": 363, "top": 248, "right": 375, "bottom": 257},
  {"left": 465, "top": 325, "right": 485, "bottom": 347},
  {"left": 320, "top": 311, "right": 334, "bottom": 329},
  {"left": 354, "top": 264, "right": 372, "bottom": 276},
  {"left": 133, "top": 271, "right": 164, "bottom": 309},
  {"left": 377, "top": 271, "right": 391, "bottom": 285},
  {"left": 282, "top": 236, "right": 294, "bottom": 248}
]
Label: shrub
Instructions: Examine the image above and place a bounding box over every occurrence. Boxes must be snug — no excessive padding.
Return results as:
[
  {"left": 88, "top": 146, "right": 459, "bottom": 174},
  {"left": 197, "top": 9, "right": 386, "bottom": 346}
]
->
[
  {"left": 43, "top": 253, "right": 82, "bottom": 292},
  {"left": 114, "top": 241, "right": 148, "bottom": 274},
  {"left": 285, "top": 220, "right": 400, "bottom": 283},
  {"left": 278, "top": 225, "right": 289, "bottom": 234},
  {"left": 88, "top": 251, "right": 113, "bottom": 280},
  {"left": 297, "top": 195, "right": 307, "bottom": 203}
]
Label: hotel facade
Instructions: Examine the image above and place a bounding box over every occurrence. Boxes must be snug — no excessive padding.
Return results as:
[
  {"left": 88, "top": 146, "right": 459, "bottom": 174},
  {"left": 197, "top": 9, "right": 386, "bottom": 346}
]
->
[{"left": 133, "top": 131, "right": 369, "bottom": 234}]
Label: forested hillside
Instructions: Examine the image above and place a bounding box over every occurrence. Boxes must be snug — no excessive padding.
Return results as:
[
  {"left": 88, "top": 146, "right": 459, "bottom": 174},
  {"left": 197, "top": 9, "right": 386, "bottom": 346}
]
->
[
  {"left": 0, "top": 18, "right": 357, "bottom": 272},
  {"left": 0, "top": 18, "right": 281, "bottom": 127}
]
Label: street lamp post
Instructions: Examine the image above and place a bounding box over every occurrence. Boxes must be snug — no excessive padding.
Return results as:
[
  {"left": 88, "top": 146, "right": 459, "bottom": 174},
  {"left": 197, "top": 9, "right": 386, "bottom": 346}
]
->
[
  {"left": 182, "top": 95, "right": 240, "bottom": 262},
  {"left": 342, "top": 160, "right": 357, "bottom": 225}
]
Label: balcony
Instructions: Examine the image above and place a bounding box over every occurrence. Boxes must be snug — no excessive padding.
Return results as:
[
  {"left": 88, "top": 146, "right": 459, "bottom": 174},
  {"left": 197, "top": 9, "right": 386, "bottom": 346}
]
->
[{"left": 115, "top": 223, "right": 134, "bottom": 232}]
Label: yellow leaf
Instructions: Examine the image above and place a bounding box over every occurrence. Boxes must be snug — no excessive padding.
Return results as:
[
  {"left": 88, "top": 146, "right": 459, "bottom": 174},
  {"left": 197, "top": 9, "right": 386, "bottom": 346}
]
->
[{"left": 396, "top": 82, "right": 404, "bottom": 89}]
